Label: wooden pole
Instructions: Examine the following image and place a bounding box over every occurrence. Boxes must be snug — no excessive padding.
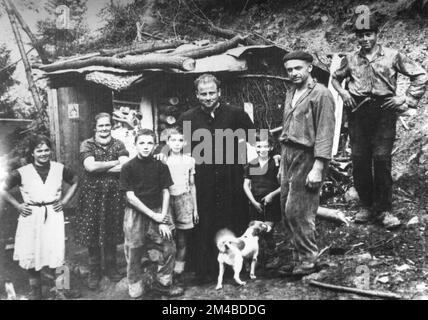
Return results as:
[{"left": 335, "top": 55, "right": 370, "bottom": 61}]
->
[
  {"left": 309, "top": 280, "right": 403, "bottom": 300},
  {"left": 5, "top": 0, "right": 50, "bottom": 64},
  {"left": 3, "top": 0, "right": 46, "bottom": 129}
]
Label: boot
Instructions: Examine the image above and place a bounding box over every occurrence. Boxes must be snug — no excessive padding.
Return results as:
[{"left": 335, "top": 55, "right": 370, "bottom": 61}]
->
[
  {"left": 150, "top": 281, "right": 184, "bottom": 297},
  {"left": 88, "top": 246, "right": 101, "bottom": 290},
  {"left": 28, "top": 275, "right": 42, "bottom": 300},
  {"left": 105, "top": 244, "right": 124, "bottom": 282}
]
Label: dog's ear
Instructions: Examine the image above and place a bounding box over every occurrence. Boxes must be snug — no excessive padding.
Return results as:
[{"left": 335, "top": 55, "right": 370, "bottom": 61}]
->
[{"left": 260, "top": 223, "right": 272, "bottom": 233}]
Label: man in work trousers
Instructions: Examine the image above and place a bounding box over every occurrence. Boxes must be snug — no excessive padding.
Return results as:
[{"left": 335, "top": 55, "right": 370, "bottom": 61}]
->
[
  {"left": 279, "top": 51, "right": 336, "bottom": 275},
  {"left": 332, "top": 16, "right": 428, "bottom": 229}
]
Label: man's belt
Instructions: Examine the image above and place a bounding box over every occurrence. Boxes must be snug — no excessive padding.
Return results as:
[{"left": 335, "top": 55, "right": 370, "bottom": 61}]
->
[
  {"left": 28, "top": 201, "right": 57, "bottom": 223},
  {"left": 350, "top": 94, "right": 393, "bottom": 113}
]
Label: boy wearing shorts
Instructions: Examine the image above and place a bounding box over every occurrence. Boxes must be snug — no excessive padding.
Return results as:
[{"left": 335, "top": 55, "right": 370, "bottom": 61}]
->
[{"left": 165, "top": 128, "right": 199, "bottom": 282}]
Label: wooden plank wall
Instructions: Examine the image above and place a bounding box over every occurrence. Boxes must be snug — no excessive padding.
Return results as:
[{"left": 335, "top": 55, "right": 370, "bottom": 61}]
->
[{"left": 53, "top": 82, "right": 112, "bottom": 208}]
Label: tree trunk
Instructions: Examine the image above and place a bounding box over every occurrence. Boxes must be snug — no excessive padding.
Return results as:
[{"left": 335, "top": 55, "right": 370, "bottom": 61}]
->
[
  {"left": 100, "top": 40, "right": 187, "bottom": 57},
  {"left": 6, "top": 0, "right": 50, "bottom": 64},
  {"left": 170, "top": 35, "right": 247, "bottom": 59},
  {"left": 201, "top": 23, "right": 259, "bottom": 46},
  {"left": 36, "top": 55, "right": 196, "bottom": 72},
  {"left": 3, "top": 0, "right": 45, "bottom": 128}
]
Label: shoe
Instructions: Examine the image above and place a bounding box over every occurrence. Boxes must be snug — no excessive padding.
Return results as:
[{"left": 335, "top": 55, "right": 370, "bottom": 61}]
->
[
  {"left": 128, "top": 280, "right": 144, "bottom": 299},
  {"left": 88, "top": 269, "right": 101, "bottom": 290},
  {"left": 378, "top": 211, "right": 401, "bottom": 229},
  {"left": 47, "top": 287, "right": 82, "bottom": 300},
  {"left": 277, "top": 264, "right": 294, "bottom": 276},
  {"left": 265, "top": 256, "right": 281, "bottom": 270},
  {"left": 173, "top": 272, "right": 185, "bottom": 285},
  {"left": 355, "top": 208, "right": 372, "bottom": 223},
  {"left": 292, "top": 262, "right": 316, "bottom": 276},
  {"left": 28, "top": 284, "right": 42, "bottom": 300},
  {"left": 150, "top": 282, "right": 184, "bottom": 297}
]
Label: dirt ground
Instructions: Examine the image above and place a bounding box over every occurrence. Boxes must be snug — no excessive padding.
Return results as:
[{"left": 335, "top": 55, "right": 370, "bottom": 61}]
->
[{"left": 1, "top": 190, "right": 427, "bottom": 300}]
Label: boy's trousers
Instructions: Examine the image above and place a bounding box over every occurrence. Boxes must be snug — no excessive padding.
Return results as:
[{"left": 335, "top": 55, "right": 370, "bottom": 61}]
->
[
  {"left": 123, "top": 207, "right": 176, "bottom": 290},
  {"left": 280, "top": 142, "right": 321, "bottom": 264}
]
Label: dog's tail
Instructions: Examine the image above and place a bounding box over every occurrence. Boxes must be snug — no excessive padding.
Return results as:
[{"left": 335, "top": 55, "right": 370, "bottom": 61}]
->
[{"left": 215, "top": 228, "right": 236, "bottom": 253}]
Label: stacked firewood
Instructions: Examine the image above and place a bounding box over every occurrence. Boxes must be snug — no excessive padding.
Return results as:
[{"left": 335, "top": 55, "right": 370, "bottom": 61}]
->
[{"left": 157, "top": 96, "right": 190, "bottom": 141}]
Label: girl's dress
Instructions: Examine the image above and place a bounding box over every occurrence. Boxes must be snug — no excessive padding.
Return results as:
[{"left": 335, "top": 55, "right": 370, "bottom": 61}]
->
[{"left": 13, "top": 162, "right": 66, "bottom": 271}]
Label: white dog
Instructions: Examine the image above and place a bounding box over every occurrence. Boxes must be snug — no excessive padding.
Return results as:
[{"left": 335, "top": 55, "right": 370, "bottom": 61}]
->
[{"left": 215, "top": 220, "right": 272, "bottom": 290}]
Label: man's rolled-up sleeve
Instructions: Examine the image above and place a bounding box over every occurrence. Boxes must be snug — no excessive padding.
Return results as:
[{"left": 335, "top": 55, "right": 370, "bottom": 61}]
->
[
  {"left": 332, "top": 56, "right": 350, "bottom": 82},
  {"left": 395, "top": 52, "right": 428, "bottom": 108},
  {"left": 313, "top": 91, "right": 336, "bottom": 160}
]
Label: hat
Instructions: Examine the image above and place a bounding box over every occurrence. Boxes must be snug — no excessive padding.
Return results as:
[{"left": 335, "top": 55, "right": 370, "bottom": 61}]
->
[
  {"left": 353, "top": 14, "right": 379, "bottom": 33},
  {"left": 282, "top": 51, "right": 314, "bottom": 63}
]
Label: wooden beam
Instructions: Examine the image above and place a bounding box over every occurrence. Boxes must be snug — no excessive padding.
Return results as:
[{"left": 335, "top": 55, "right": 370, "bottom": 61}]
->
[
  {"left": 237, "top": 74, "right": 291, "bottom": 82},
  {"left": 328, "top": 54, "right": 344, "bottom": 156},
  {"left": 169, "top": 35, "right": 247, "bottom": 59},
  {"left": 99, "top": 40, "right": 187, "bottom": 57},
  {"left": 309, "top": 280, "right": 403, "bottom": 300},
  {"left": 201, "top": 23, "right": 259, "bottom": 46},
  {"left": 3, "top": 0, "right": 45, "bottom": 131},
  {"left": 47, "top": 88, "right": 61, "bottom": 162},
  {"left": 35, "top": 55, "right": 196, "bottom": 72},
  {"left": 6, "top": 0, "right": 50, "bottom": 64}
]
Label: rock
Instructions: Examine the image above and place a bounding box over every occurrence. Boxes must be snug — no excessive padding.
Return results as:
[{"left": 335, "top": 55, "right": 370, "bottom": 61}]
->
[
  {"left": 302, "top": 270, "right": 329, "bottom": 283},
  {"left": 344, "top": 187, "right": 359, "bottom": 202},
  {"left": 78, "top": 266, "right": 90, "bottom": 278},
  {"left": 321, "top": 15, "right": 329, "bottom": 23},
  {"left": 376, "top": 276, "right": 389, "bottom": 284},
  {"left": 355, "top": 253, "right": 372, "bottom": 262},
  {"left": 416, "top": 283, "right": 428, "bottom": 292},
  {"left": 407, "top": 216, "right": 419, "bottom": 226},
  {"left": 395, "top": 264, "right": 412, "bottom": 272}
]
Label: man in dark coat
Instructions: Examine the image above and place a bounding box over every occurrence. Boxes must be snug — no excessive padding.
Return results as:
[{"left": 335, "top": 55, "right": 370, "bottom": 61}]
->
[{"left": 176, "top": 73, "right": 255, "bottom": 283}]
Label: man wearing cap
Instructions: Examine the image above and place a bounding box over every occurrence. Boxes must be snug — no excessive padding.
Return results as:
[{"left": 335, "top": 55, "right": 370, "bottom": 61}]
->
[
  {"left": 332, "top": 16, "right": 427, "bottom": 229},
  {"left": 279, "top": 51, "right": 335, "bottom": 275}
]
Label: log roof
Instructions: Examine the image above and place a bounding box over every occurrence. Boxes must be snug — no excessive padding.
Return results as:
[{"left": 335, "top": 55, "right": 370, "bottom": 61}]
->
[{"left": 35, "top": 38, "right": 330, "bottom": 91}]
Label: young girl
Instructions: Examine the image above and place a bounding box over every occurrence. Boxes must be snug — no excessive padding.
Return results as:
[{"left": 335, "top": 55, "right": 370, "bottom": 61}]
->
[
  {"left": 243, "top": 132, "right": 281, "bottom": 264},
  {"left": 165, "top": 128, "right": 198, "bottom": 281},
  {"left": 1, "top": 135, "right": 78, "bottom": 299}
]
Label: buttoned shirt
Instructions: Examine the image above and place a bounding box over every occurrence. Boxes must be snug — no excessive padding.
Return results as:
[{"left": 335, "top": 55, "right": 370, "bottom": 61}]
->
[
  {"left": 279, "top": 80, "right": 336, "bottom": 160},
  {"left": 333, "top": 45, "right": 428, "bottom": 107}
]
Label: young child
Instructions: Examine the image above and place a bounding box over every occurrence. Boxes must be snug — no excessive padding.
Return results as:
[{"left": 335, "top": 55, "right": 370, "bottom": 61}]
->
[
  {"left": 120, "top": 129, "right": 183, "bottom": 299},
  {"left": 165, "top": 127, "right": 198, "bottom": 282},
  {"left": 0, "top": 135, "right": 79, "bottom": 300},
  {"left": 243, "top": 132, "right": 281, "bottom": 263}
]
